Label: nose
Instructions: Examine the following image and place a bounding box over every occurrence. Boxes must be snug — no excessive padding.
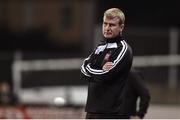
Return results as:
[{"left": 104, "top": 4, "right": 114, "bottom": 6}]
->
[{"left": 105, "top": 24, "right": 110, "bottom": 30}]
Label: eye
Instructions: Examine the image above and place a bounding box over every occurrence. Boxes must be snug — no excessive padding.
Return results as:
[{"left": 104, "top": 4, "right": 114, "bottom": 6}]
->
[
  {"left": 109, "top": 23, "right": 115, "bottom": 27},
  {"left": 103, "top": 22, "right": 107, "bottom": 26}
]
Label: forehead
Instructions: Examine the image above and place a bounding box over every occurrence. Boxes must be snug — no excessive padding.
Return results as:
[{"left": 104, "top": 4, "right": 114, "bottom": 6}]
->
[{"left": 103, "top": 16, "right": 120, "bottom": 24}]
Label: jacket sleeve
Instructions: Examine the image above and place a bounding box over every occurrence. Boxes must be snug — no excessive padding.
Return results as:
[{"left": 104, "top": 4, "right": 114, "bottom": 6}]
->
[
  {"left": 85, "top": 41, "right": 132, "bottom": 82},
  {"left": 80, "top": 53, "right": 93, "bottom": 78},
  {"left": 131, "top": 70, "right": 151, "bottom": 118}
]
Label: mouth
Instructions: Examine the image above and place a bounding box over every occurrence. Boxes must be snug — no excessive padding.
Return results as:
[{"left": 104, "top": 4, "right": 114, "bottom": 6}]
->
[{"left": 105, "top": 32, "right": 112, "bottom": 35}]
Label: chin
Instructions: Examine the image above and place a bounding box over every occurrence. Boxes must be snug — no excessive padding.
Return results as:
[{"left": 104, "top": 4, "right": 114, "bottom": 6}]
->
[{"left": 104, "top": 35, "right": 113, "bottom": 39}]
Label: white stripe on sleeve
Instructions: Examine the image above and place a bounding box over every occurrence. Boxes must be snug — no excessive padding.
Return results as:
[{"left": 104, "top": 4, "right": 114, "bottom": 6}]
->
[{"left": 86, "top": 40, "right": 128, "bottom": 75}]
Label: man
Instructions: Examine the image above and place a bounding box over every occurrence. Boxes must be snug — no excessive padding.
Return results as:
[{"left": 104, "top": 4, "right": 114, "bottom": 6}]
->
[
  {"left": 123, "top": 68, "right": 151, "bottom": 119},
  {"left": 81, "top": 8, "right": 133, "bottom": 119}
]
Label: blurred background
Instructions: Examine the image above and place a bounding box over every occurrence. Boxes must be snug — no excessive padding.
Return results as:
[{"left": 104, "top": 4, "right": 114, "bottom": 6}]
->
[{"left": 0, "top": 0, "right": 179, "bottom": 119}]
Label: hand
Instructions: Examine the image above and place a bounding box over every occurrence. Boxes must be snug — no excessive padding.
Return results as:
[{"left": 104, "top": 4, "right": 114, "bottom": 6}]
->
[{"left": 102, "top": 62, "right": 113, "bottom": 71}]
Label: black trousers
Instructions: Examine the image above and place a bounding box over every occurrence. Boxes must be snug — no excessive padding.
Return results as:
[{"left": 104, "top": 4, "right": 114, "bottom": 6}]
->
[{"left": 86, "top": 112, "right": 129, "bottom": 119}]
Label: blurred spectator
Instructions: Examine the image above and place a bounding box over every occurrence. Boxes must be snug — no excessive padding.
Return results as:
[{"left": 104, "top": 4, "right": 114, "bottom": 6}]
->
[
  {"left": 0, "top": 81, "right": 18, "bottom": 105},
  {"left": 0, "top": 82, "right": 24, "bottom": 119},
  {"left": 123, "top": 68, "right": 151, "bottom": 119}
]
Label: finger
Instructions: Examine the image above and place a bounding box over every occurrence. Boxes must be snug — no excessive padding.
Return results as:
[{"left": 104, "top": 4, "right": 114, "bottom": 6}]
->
[
  {"left": 105, "top": 63, "right": 113, "bottom": 66},
  {"left": 106, "top": 62, "right": 113, "bottom": 64}
]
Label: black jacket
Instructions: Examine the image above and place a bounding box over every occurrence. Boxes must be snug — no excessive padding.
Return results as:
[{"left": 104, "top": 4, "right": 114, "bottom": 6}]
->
[
  {"left": 81, "top": 36, "right": 133, "bottom": 115},
  {"left": 123, "top": 68, "right": 151, "bottom": 118}
]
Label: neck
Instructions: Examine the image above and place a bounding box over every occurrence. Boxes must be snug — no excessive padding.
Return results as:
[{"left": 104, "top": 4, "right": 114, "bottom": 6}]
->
[{"left": 104, "top": 35, "right": 123, "bottom": 43}]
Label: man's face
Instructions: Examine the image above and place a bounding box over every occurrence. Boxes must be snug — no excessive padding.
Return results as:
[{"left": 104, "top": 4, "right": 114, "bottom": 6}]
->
[{"left": 102, "top": 16, "right": 123, "bottom": 38}]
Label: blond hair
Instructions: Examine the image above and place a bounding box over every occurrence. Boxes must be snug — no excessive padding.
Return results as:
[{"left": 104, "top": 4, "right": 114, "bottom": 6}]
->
[{"left": 103, "top": 8, "right": 125, "bottom": 25}]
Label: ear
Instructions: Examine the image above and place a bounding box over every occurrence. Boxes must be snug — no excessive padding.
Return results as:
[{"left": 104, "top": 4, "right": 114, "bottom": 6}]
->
[
  {"left": 119, "top": 24, "right": 124, "bottom": 35},
  {"left": 120, "top": 24, "right": 124, "bottom": 30}
]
